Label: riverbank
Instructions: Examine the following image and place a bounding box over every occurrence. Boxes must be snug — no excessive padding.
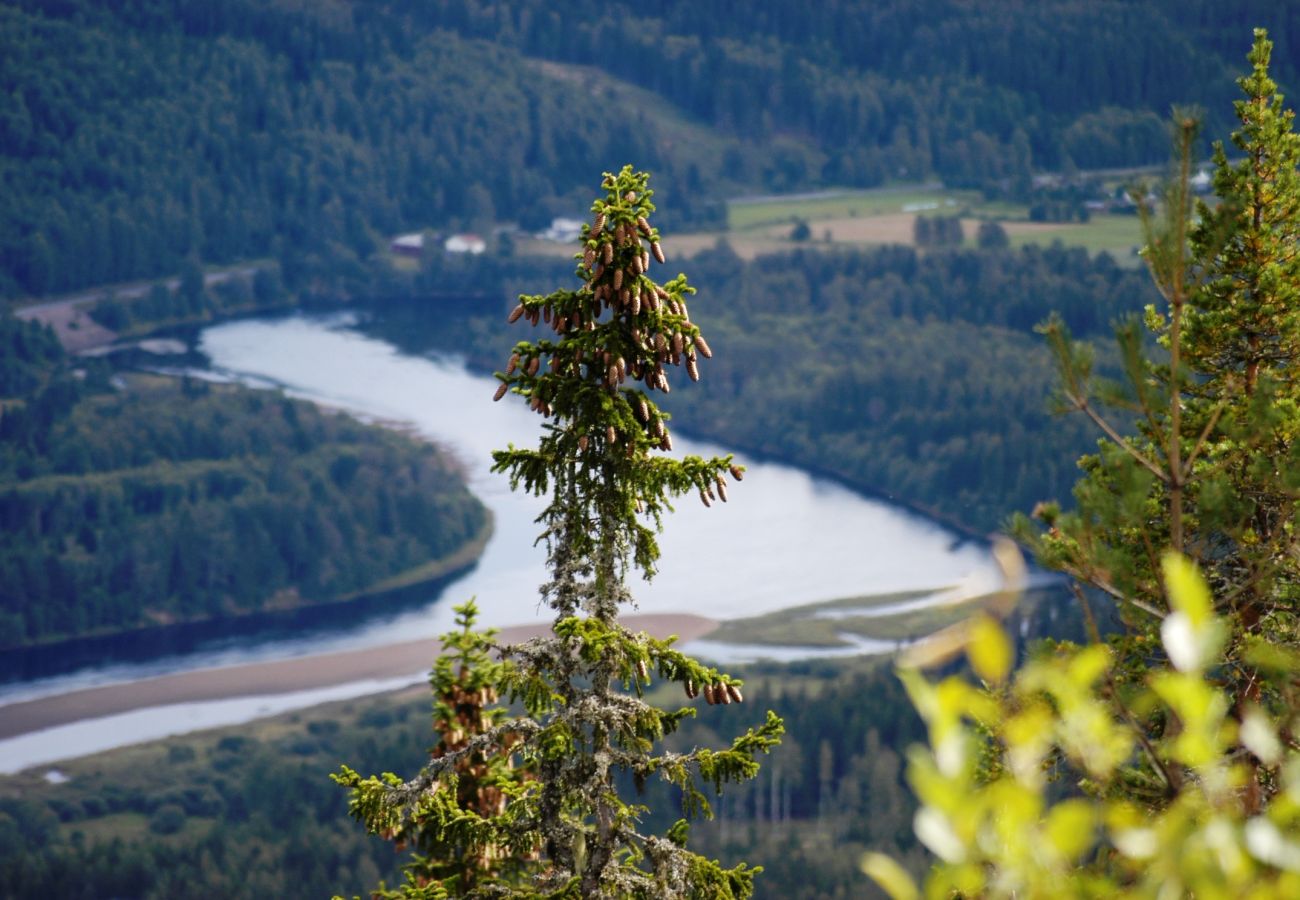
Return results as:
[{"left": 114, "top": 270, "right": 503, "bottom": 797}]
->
[{"left": 0, "top": 613, "right": 719, "bottom": 742}]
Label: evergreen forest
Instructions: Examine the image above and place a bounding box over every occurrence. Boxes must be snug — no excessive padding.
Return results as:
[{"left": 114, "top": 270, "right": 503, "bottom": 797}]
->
[
  {"left": 0, "top": 314, "right": 488, "bottom": 647},
  {"left": 4, "top": 0, "right": 1299, "bottom": 297}
]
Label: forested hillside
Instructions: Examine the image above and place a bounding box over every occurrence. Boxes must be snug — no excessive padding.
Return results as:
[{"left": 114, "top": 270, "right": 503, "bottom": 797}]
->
[
  {"left": 425, "top": 0, "right": 1299, "bottom": 177},
  {"left": 0, "top": 658, "right": 926, "bottom": 899},
  {"left": 373, "top": 241, "right": 1155, "bottom": 534},
  {"left": 4, "top": 0, "right": 1297, "bottom": 298},
  {"left": 0, "top": 315, "right": 488, "bottom": 648}
]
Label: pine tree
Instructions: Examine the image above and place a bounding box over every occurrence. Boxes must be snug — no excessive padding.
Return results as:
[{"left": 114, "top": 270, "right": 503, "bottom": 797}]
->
[
  {"left": 337, "top": 166, "right": 782, "bottom": 899},
  {"left": 865, "top": 32, "right": 1300, "bottom": 897},
  {"left": 1016, "top": 26, "right": 1300, "bottom": 813}
]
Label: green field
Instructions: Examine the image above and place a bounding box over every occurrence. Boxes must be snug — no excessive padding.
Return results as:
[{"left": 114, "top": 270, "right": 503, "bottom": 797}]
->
[
  {"left": 1006, "top": 213, "right": 1144, "bottom": 259},
  {"left": 716, "top": 185, "right": 1147, "bottom": 262},
  {"left": 727, "top": 187, "right": 979, "bottom": 231}
]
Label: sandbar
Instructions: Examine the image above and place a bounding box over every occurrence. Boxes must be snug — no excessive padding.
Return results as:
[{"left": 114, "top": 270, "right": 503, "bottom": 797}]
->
[{"left": 0, "top": 613, "right": 718, "bottom": 741}]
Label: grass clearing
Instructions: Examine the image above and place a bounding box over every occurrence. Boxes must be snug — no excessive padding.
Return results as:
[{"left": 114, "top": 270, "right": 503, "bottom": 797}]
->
[
  {"left": 1006, "top": 213, "right": 1143, "bottom": 260},
  {"left": 728, "top": 187, "right": 979, "bottom": 231}
]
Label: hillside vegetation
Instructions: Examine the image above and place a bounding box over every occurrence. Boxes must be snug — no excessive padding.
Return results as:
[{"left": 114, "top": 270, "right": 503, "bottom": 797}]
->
[
  {"left": 372, "top": 240, "right": 1155, "bottom": 535},
  {"left": 4, "top": 0, "right": 1297, "bottom": 298},
  {"left": 0, "top": 315, "right": 488, "bottom": 648},
  {"left": 0, "top": 656, "right": 927, "bottom": 899}
]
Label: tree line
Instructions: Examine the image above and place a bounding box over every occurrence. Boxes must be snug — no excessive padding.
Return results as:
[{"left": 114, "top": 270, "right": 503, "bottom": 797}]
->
[{"left": 4, "top": 0, "right": 1297, "bottom": 299}]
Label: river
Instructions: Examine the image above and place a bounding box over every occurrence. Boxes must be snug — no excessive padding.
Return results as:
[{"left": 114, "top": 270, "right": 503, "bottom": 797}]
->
[{"left": 0, "top": 312, "right": 998, "bottom": 772}]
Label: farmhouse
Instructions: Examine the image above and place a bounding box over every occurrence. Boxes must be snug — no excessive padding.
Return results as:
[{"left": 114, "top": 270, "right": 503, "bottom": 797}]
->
[{"left": 444, "top": 233, "right": 487, "bottom": 254}]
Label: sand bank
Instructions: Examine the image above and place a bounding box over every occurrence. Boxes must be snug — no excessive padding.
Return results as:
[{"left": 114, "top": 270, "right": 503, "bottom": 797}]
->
[{"left": 0, "top": 613, "right": 717, "bottom": 741}]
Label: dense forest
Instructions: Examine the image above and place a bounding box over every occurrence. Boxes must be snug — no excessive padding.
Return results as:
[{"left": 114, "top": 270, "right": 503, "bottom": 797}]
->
[
  {"left": 0, "top": 659, "right": 923, "bottom": 899},
  {"left": 367, "top": 240, "right": 1156, "bottom": 535},
  {"left": 4, "top": 0, "right": 1297, "bottom": 298},
  {"left": 0, "top": 314, "right": 488, "bottom": 648}
]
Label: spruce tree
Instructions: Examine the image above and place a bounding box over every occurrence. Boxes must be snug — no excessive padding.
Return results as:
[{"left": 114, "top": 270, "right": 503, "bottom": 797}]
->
[{"left": 337, "top": 166, "right": 782, "bottom": 899}]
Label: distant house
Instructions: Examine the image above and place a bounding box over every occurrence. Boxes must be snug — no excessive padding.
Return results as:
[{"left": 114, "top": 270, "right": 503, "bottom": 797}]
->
[
  {"left": 390, "top": 232, "right": 425, "bottom": 257},
  {"left": 539, "top": 217, "right": 584, "bottom": 243},
  {"left": 444, "top": 233, "right": 487, "bottom": 254}
]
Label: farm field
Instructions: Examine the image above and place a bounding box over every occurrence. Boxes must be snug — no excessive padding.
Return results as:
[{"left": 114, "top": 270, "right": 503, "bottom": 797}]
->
[{"left": 515, "top": 183, "right": 1145, "bottom": 262}]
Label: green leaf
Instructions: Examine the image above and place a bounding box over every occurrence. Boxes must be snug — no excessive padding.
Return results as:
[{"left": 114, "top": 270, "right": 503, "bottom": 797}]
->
[
  {"left": 967, "top": 613, "right": 1013, "bottom": 684},
  {"left": 859, "top": 852, "right": 920, "bottom": 900}
]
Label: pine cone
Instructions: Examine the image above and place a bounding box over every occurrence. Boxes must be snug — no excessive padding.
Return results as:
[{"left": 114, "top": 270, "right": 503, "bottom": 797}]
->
[
  {"left": 685, "top": 679, "right": 698, "bottom": 699},
  {"left": 526, "top": 356, "right": 540, "bottom": 376},
  {"left": 716, "top": 475, "right": 728, "bottom": 502},
  {"left": 635, "top": 659, "right": 649, "bottom": 681},
  {"left": 493, "top": 382, "right": 508, "bottom": 401},
  {"left": 508, "top": 304, "right": 525, "bottom": 324},
  {"left": 578, "top": 434, "right": 589, "bottom": 453},
  {"left": 592, "top": 211, "right": 606, "bottom": 233},
  {"left": 506, "top": 353, "right": 519, "bottom": 375},
  {"left": 730, "top": 464, "right": 744, "bottom": 482},
  {"left": 726, "top": 684, "right": 743, "bottom": 704},
  {"left": 607, "top": 425, "right": 617, "bottom": 445},
  {"left": 651, "top": 242, "right": 665, "bottom": 264},
  {"left": 603, "top": 242, "right": 613, "bottom": 265},
  {"left": 695, "top": 335, "right": 713, "bottom": 359},
  {"left": 686, "top": 357, "right": 699, "bottom": 381},
  {"left": 613, "top": 268, "right": 623, "bottom": 290}
]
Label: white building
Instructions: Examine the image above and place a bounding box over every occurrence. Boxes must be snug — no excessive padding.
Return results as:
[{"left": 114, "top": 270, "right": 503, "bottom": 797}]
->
[
  {"left": 389, "top": 232, "right": 425, "bottom": 257},
  {"left": 539, "top": 217, "right": 584, "bottom": 243},
  {"left": 444, "top": 233, "right": 487, "bottom": 255}
]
